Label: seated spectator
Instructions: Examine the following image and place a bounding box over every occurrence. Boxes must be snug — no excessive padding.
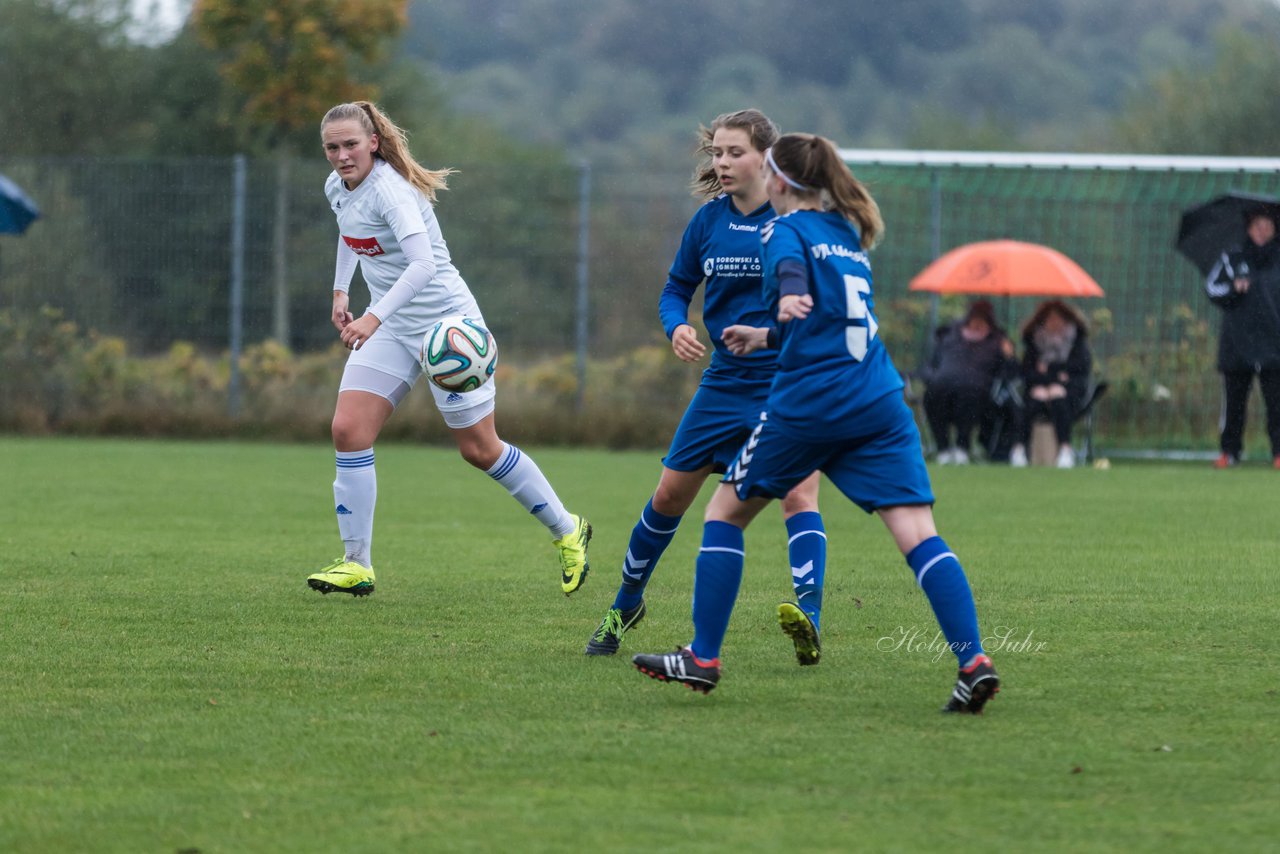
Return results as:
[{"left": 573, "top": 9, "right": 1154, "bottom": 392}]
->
[
  {"left": 920, "top": 299, "right": 1016, "bottom": 464},
  {"left": 1009, "top": 300, "right": 1092, "bottom": 469}
]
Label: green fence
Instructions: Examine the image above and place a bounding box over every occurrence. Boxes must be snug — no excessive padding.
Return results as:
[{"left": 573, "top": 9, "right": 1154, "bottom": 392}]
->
[
  {"left": 3, "top": 152, "right": 1279, "bottom": 452},
  {"left": 842, "top": 151, "right": 1280, "bottom": 454}
]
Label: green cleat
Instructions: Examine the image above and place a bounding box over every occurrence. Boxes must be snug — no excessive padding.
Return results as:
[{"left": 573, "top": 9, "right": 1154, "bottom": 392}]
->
[
  {"left": 777, "top": 602, "right": 821, "bottom": 666},
  {"left": 553, "top": 514, "right": 592, "bottom": 596},
  {"left": 307, "top": 559, "right": 376, "bottom": 597}
]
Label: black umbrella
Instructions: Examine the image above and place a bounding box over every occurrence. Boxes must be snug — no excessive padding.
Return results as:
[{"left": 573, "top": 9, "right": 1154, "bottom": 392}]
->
[
  {"left": 0, "top": 173, "right": 40, "bottom": 235},
  {"left": 1175, "top": 190, "right": 1280, "bottom": 276}
]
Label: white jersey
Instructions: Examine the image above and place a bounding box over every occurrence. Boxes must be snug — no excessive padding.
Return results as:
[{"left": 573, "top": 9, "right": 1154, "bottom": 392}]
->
[{"left": 325, "top": 159, "right": 480, "bottom": 338}]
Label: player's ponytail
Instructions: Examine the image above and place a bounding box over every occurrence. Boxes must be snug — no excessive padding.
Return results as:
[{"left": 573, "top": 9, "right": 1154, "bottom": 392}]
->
[
  {"left": 321, "top": 102, "right": 455, "bottom": 202},
  {"left": 691, "top": 108, "right": 780, "bottom": 199},
  {"left": 769, "top": 133, "right": 884, "bottom": 250}
]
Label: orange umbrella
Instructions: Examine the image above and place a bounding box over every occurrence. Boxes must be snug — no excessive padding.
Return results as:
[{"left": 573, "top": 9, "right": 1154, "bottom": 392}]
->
[{"left": 908, "top": 240, "right": 1104, "bottom": 298}]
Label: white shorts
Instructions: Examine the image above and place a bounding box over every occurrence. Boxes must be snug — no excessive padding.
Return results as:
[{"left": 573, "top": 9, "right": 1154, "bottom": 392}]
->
[{"left": 339, "top": 327, "right": 496, "bottom": 429}]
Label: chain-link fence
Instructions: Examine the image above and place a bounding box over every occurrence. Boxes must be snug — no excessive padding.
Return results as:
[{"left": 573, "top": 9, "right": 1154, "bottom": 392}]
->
[
  {"left": 845, "top": 151, "right": 1280, "bottom": 453},
  {"left": 3, "top": 153, "right": 1279, "bottom": 452}
]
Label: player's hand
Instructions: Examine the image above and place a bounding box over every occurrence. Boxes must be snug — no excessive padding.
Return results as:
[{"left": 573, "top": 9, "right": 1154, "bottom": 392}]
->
[
  {"left": 722, "top": 324, "right": 769, "bottom": 355},
  {"left": 340, "top": 313, "right": 381, "bottom": 350},
  {"left": 332, "top": 293, "right": 354, "bottom": 331},
  {"left": 671, "top": 324, "right": 706, "bottom": 363},
  {"left": 778, "top": 294, "right": 812, "bottom": 323}
]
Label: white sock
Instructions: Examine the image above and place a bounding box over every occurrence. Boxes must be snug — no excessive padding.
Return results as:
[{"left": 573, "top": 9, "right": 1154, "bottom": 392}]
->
[
  {"left": 485, "top": 443, "right": 574, "bottom": 537},
  {"left": 334, "top": 448, "right": 376, "bottom": 567}
]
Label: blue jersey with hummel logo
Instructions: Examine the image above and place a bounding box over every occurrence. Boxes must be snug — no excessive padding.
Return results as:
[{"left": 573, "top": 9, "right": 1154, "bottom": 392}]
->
[
  {"left": 660, "top": 194, "right": 778, "bottom": 388},
  {"left": 759, "top": 209, "right": 904, "bottom": 440}
]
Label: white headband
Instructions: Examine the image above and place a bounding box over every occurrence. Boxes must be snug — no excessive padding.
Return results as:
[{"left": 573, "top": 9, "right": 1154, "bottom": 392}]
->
[{"left": 765, "top": 147, "right": 812, "bottom": 192}]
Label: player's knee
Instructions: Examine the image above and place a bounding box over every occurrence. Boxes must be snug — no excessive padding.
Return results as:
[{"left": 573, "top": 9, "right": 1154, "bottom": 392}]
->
[
  {"left": 457, "top": 444, "right": 494, "bottom": 470},
  {"left": 780, "top": 478, "right": 820, "bottom": 516},
  {"left": 456, "top": 437, "right": 502, "bottom": 470},
  {"left": 331, "top": 414, "right": 373, "bottom": 450},
  {"left": 652, "top": 480, "right": 698, "bottom": 515},
  {"left": 780, "top": 491, "right": 818, "bottom": 516}
]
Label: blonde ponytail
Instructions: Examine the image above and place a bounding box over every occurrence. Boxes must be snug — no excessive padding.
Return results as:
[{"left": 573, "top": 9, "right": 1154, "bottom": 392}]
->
[{"left": 321, "top": 102, "right": 455, "bottom": 202}]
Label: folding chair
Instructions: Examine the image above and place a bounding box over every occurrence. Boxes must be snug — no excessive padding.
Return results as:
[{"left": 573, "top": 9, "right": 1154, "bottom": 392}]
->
[{"left": 1075, "top": 379, "right": 1109, "bottom": 463}]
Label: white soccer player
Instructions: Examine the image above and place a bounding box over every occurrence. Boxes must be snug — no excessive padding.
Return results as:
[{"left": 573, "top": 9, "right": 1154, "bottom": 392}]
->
[{"left": 306, "top": 101, "right": 590, "bottom": 597}]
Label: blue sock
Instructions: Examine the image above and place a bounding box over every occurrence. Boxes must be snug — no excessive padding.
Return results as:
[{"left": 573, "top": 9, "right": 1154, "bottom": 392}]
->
[
  {"left": 690, "top": 521, "right": 745, "bottom": 661},
  {"left": 786, "top": 511, "right": 827, "bottom": 631},
  {"left": 613, "top": 498, "right": 682, "bottom": 612},
  {"left": 906, "top": 536, "right": 984, "bottom": 665}
]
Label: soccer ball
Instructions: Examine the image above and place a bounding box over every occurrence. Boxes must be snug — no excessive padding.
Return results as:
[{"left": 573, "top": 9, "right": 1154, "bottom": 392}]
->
[{"left": 419, "top": 316, "right": 498, "bottom": 392}]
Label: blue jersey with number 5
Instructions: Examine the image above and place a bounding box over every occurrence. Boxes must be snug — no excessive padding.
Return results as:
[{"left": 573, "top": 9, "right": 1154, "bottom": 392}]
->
[{"left": 760, "top": 209, "right": 904, "bottom": 440}]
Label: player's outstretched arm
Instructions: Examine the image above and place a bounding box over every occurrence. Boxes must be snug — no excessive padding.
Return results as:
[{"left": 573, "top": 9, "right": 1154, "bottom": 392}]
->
[
  {"left": 671, "top": 324, "right": 707, "bottom": 362},
  {"left": 721, "top": 324, "right": 771, "bottom": 355},
  {"left": 778, "top": 294, "right": 813, "bottom": 323},
  {"left": 340, "top": 313, "right": 382, "bottom": 350},
  {"left": 332, "top": 291, "right": 354, "bottom": 330}
]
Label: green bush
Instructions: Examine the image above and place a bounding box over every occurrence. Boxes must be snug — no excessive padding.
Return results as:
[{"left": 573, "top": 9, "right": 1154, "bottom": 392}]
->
[
  {"left": 0, "top": 307, "right": 698, "bottom": 447},
  {"left": 0, "top": 304, "right": 1252, "bottom": 450}
]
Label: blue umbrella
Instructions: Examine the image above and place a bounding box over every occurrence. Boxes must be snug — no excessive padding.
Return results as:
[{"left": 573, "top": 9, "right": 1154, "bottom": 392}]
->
[{"left": 0, "top": 173, "right": 40, "bottom": 234}]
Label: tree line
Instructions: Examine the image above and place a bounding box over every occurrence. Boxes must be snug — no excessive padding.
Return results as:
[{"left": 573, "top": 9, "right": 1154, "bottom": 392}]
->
[
  {"left": 2, "top": 0, "right": 1279, "bottom": 362},
  {"left": 4, "top": 0, "right": 1279, "bottom": 162}
]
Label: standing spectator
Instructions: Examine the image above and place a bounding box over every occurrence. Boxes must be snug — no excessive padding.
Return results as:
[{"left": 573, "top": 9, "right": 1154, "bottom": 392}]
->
[
  {"left": 920, "top": 299, "right": 1016, "bottom": 464},
  {"left": 1008, "top": 300, "right": 1092, "bottom": 469},
  {"left": 1205, "top": 208, "right": 1280, "bottom": 468}
]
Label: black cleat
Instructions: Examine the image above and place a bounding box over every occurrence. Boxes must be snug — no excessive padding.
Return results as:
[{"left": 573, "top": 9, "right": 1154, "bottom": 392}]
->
[
  {"left": 942, "top": 654, "right": 1000, "bottom": 714},
  {"left": 584, "top": 599, "right": 647, "bottom": 656},
  {"left": 632, "top": 646, "right": 721, "bottom": 694}
]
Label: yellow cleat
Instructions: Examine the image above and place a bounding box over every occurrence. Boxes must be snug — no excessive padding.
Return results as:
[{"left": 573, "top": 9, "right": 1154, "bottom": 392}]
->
[
  {"left": 777, "top": 602, "right": 821, "bottom": 665},
  {"left": 307, "top": 559, "right": 376, "bottom": 597},
  {"left": 553, "top": 514, "right": 592, "bottom": 596}
]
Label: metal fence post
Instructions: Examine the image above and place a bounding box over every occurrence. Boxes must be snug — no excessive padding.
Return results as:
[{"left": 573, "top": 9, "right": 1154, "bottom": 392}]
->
[
  {"left": 575, "top": 159, "right": 591, "bottom": 412},
  {"left": 229, "top": 154, "right": 246, "bottom": 419},
  {"left": 273, "top": 153, "right": 290, "bottom": 345},
  {"left": 926, "top": 168, "right": 942, "bottom": 359}
]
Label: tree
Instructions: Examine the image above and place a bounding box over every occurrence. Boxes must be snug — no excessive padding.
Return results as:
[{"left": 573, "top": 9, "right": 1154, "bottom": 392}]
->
[
  {"left": 193, "top": 0, "right": 408, "bottom": 148},
  {"left": 193, "top": 0, "right": 409, "bottom": 343},
  {"left": 1117, "top": 28, "right": 1280, "bottom": 155},
  {"left": 0, "top": 0, "right": 145, "bottom": 155}
]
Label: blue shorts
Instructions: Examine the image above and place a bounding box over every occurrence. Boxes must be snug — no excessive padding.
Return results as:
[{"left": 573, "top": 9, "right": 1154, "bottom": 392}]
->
[
  {"left": 663, "top": 381, "right": 771, "bottom": 473},
  {"left": 725, "top": 392, "right": 934, "bottom": 513}
]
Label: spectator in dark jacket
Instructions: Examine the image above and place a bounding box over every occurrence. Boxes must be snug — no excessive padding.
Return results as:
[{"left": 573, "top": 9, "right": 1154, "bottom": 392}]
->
[
  {"left": 1205, "top": 209, "right": 1280, "bottom": 468},
  {"left": 1009, "top": 300, "right": 1092, "bottom": 469},
  {"left": 921, "top": 299, "right": 1016, "bottom": 464}
]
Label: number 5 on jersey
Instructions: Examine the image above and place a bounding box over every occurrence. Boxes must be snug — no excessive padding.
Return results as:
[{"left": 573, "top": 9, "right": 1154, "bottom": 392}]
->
[{"left": 844, "top": 274, "right": 877, "bottom": 361}]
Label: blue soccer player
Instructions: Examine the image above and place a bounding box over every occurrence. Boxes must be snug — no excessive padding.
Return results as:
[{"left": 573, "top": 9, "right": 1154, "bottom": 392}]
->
[
  {"left": 584, "top": 109, "right": 828, "bottom": 665},
  {"left": 632, "top": 133, "right": 1000, "bottom": 713}
]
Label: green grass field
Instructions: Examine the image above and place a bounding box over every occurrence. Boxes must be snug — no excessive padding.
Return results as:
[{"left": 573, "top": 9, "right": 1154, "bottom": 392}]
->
[{"left": 2, "top": 437, "right": 1276, "bottom": 852}]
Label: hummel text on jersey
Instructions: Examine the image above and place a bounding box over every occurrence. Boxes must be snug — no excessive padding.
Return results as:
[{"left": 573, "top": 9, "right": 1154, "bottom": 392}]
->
[
  {"left": 728, "top": 222, "right": 759, "bottom": 232},
  {"left": 810, "top": 243, "right": 869, "bottom": 265},
  {"left": 343, "top": 235, "right": 386, "bottom": 257}
]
